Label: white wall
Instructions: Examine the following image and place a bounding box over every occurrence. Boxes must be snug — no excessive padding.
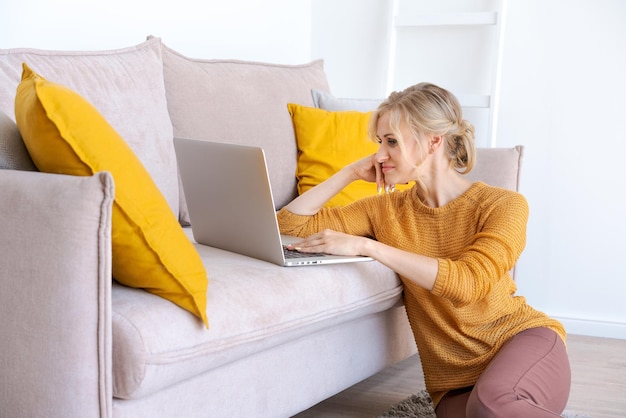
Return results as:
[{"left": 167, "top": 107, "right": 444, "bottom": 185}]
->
[
  {"left": 498, "top": 0, "right": 626, "bottom": 339},
  {"left": 311, "top": 0, "right": 391, "bottom": 97},
  {"left": 2, "top": 0, "right": 625, "bottom": 339},
  {"left": 0, "top": 0, "right": 312, "bottom": 63},
  {"left": 313, "top": 0, "right": 626, "bottom": 339}
]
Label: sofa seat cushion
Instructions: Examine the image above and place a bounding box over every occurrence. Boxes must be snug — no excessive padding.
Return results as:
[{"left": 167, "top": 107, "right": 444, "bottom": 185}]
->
[
  {"left": 0, "top": 37, "right": 179, "bottom": 217},
  {"left": 111, "top": 228, "right": 402, "bottom": 400}
]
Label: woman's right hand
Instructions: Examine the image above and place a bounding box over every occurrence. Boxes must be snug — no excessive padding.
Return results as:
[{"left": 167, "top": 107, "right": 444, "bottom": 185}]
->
[
  {"left": 284, "top": 154, "right": 386, "bottom": 216},
  {"left": 347, "top": 154, "right": 385, "bottom": 192}
]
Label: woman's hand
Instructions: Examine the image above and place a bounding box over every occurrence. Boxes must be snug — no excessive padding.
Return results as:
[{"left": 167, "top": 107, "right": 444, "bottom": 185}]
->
[
  {"left": 286, "top": 229, "right": 368, "bottom": 256},
  {"left": 287, "top": 229, "right": 438, "bottom": 292},
  {"left": 346, "top": 154, "right": 387, "bottom": 193},
  {"left": 283, "top": 153, "right": 389, "bottom": 216}
]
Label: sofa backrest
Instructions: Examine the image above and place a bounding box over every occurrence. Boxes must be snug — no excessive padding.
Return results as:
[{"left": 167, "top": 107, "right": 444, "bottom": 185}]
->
[
  {"left": 0, "top": 38, "right": 180, "bottom": 218},
  {"left": 160, "top": 43, "right": 331, "bottom": 223},
  {"left": 1, "top": 38, "right": 333, "bottom": 227},
  {"left": 464, "top": 145, "right": 524, "bottom": 192}
]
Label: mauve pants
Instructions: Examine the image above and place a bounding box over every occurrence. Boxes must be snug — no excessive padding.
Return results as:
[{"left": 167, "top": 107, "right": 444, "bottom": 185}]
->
[{"left": 435, "top": 327, "right": 571, "bottom": 418}]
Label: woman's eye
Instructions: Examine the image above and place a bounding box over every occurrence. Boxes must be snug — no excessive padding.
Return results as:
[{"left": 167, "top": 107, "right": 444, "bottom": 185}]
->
[{"left": 377, "top": 136, "right": 397, "bottom": 146}]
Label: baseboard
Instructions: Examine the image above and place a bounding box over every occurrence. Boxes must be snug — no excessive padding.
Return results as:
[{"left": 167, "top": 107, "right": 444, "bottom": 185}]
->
[{"left": 553, "top": 315, "right": 626, "bottom": 340}]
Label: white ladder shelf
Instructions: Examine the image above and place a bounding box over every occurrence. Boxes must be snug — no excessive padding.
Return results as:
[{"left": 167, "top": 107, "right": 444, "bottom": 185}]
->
[{"left": 386, "top": 0, "right": 507, "bottom": 147}]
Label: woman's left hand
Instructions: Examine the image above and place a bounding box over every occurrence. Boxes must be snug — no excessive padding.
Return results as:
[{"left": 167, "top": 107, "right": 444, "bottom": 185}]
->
[{"left": 287, "top": 229, "right": 367, "bottom": 257}]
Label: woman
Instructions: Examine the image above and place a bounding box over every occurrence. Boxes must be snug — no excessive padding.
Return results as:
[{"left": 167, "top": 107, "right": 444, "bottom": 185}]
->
[{"left": 277, "top": 83, "right": 571, "bottom": 417}]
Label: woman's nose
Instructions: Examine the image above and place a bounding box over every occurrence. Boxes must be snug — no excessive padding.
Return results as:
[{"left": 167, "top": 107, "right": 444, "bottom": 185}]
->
[{"left": 376, "top": 148, "right": 388, "bottom": 163}]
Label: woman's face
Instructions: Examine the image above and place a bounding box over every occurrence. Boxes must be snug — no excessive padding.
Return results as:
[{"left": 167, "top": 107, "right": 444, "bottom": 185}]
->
[{"left": 374, "top": 111, "right": 426, "bottom": 186}]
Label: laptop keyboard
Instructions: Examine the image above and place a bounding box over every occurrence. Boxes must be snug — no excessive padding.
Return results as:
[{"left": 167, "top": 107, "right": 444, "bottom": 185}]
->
[{"left": 283, "top": 246, "right": 326, "bottom": 259}]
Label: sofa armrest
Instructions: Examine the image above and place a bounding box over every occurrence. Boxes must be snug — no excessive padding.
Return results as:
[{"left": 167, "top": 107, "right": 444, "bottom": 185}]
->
[{"left": 0, "top": 170, "right": 114, "bottom": 418}]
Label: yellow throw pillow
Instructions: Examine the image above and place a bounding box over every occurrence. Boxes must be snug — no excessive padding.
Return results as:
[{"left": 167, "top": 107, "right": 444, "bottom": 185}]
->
[
  {"left": 288, "top": 103, "right": 410, "bottom": 207},
  {"left": 14, "top": 63, "right": 208, "bottom": 328}
]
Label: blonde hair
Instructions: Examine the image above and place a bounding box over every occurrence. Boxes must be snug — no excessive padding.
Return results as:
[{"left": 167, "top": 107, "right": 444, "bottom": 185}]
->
[{"left": 368, "top": 82, "right": 476, "bottom": 174}]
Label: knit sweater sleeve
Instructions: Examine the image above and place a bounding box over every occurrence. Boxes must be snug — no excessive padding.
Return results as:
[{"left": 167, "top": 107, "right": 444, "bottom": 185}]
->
[
  {"left": 276, "top": 197, "right": 377, "bottom": 238},
  {"left": 431, "top": 190, "right": 529, "bottom": 307}
]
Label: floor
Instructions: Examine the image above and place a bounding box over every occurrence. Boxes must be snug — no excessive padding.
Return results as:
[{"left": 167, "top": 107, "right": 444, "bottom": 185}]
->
[{"left": 293, "top": 334, "right": 626, "bottom": 418}]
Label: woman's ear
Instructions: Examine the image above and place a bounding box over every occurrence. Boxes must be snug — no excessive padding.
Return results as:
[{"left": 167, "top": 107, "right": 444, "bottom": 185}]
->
[{"left": 430, "top": 135, "right": 444, "bottom": 153}]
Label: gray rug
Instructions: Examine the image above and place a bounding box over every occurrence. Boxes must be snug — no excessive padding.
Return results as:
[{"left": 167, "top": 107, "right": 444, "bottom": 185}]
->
[{"left": 379, "top": 390, "right": 592, "bottom": 418}]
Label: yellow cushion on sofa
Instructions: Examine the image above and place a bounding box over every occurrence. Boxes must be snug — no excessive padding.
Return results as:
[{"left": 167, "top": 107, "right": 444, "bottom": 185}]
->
[
  {"left": 288, "top": 103, "right": 410, "bottom": 207},
  {"left": 14, "top": 63, "right": 208, "bottom": 328}
]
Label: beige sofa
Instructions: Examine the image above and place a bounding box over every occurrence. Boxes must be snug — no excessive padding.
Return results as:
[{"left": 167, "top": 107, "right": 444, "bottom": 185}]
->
[{"left": 0, "top": 37, "right": 523, "bottom": 417}]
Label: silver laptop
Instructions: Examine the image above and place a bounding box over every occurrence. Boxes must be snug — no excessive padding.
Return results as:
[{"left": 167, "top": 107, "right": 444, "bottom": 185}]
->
[{"left": 174, "top": 138, "right": 373, "bottom": 266}]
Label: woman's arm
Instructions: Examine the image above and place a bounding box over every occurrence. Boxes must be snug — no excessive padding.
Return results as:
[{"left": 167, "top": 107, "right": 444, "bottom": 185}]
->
[
  {"left": 362, "top": 238, "right": 439, "bottom": 291},
  {"left": 293, "top": 228, "right": 438, "bottom": 291},
  {"left": 284, "top": 166, "right": 358, "bottom": 215},
  {"left": 291, "top": 189, "right": 529, "bottom": 299},
  {"left": 284, "top": 153, "right": 383, "bottom": 216},
  {"left": 432, "top": 192, "right": 529, "bottom": 306}
]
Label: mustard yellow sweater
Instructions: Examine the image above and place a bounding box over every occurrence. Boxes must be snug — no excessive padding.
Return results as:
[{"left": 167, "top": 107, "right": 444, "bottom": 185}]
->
[{"left": 277, "top": 182, "right": 566, "bottom": 406}]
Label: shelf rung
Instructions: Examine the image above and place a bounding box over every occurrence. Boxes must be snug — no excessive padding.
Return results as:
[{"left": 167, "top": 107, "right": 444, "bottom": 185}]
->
[
  {"left": 395, "top": 11, "right": 497, "bottom": 27},
  {"left": 457, "top": 94, "right": 491, "bottom": 108}
]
